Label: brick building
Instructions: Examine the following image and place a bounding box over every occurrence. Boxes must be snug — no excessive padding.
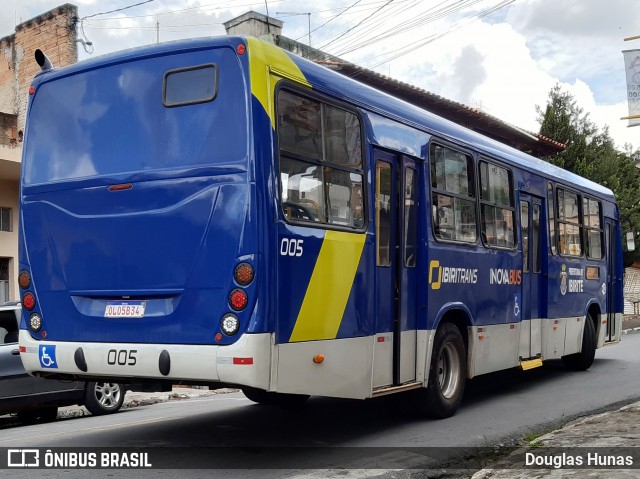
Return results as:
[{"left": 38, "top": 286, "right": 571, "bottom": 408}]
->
[{"left": 0, "top": 4, "right": 78, "bottom": 302}]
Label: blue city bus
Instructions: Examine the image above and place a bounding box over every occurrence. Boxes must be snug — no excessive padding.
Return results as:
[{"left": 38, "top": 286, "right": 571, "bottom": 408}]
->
[{"left": 18, "top": 36, "right": 625, "bottom": 418}]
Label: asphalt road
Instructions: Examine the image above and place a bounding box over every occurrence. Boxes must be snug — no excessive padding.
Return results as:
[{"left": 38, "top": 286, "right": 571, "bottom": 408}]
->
[{"left": 0, "top": 332, "right": 639, "bottom": 478}]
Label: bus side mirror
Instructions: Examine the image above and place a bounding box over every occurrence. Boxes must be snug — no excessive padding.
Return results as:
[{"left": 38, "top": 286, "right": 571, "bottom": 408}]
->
[{"left": 627, "top": 232, "right": 636, "bottom": 252}]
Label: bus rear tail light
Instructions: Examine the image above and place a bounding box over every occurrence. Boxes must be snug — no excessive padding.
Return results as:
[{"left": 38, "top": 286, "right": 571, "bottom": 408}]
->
[
  {"left": 18, "top": 271, "right": 31, "bottom": 290},
  {"left": 229, "top": 289, "right": 248, "bottom": 311},
  {"left": 234, "top": 263, "right": 254, "bottom": 286},
  {"left": 22, "top": 292, "right": 36, "bottom": 311},
  {"left": 29, "top": 313, "right": 43, "bottom": 332},
  {"left": 221, "top": 313, "right": 240, "bottom": 336}
]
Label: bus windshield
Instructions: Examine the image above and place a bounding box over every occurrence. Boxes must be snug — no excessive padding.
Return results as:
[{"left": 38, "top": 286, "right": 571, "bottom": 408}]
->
[{"left": 23, "top": 48, "right": 247, "bottom": 185}]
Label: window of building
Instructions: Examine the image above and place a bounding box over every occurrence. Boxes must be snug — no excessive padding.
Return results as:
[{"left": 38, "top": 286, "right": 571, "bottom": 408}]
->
[
  {"left": 583, "top": 197, "right": 603, "bottom": 260},
  {"left": 479, "top": 160, "right": 515, "bottom": 248},
  {"left": 0, "top": 208, "right": 11, "bottom": 232},
  {"left": 430, "top": 144, "right": 476, "bottom": 243},
  {"left": 0, "top": 258, "right": 9, "bottom": 304},
  {"left": 557, "top": 188, "right": 582, "bottom": 256},
  {"left": 278, "top": 89, "right": 364, "bottom": 229}
]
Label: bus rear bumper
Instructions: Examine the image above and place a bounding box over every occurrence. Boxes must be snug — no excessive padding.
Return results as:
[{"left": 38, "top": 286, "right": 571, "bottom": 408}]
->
[{"left": 19, "top": 331, "right": 272, "bottom": 390}]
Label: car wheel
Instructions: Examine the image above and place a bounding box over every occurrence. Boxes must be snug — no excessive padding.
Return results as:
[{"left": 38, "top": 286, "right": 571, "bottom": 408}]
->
[
  {"left": 17, "top": 406, "right": 58, "bottom": 425},
  {"left": 84, "top": 382, "right": 125, "bottom": 415}
]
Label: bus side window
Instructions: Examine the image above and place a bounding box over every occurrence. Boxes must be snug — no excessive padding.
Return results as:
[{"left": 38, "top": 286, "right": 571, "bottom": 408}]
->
[
  {"left": 557, "top": 188, "right": 582, "bottom": 256},
  {"left": 430, "top": 143, "right": 476, "bottom": 243},
  {"left": 547, "top": 183, "right": 557, "bottom": 255},
  {"left": 479, "top": 160, "right": 515, "bottom": 248},
  {"left": 521, "top": 201, "right": 529, "bottom": 272},
  {"left": 277, "top": 89, "right": 364, "bottom": 229}
]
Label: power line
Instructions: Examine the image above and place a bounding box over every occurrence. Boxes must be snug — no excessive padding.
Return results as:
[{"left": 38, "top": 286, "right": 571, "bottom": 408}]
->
[
  {"left": 328, "top": 0, "right": 483, "bottom": 56},
  {"left": 327, "top": 0, "right": 425, "bottom": 54},
  {"left": 291, "top": 0, "right": 364, "bottom": 43},
  {"left": 81, "top": 0, "right": 156, "bottom": 20},
  {"left": 79, "top": 0, "right": 157, "bottom": 53},
  {"left": 361, "top": 0, "right": 516, "bottom": 71},
  {"left": 315, "top": 0, "right": 395, "bottom": 52}
]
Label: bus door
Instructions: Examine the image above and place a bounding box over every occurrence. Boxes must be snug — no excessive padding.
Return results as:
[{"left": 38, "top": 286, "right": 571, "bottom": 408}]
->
[
  {"left": 519, "top": 194, "right": 543, "bottom": 360},
  {"left": 604, "top": 219, "right": 617, "bottom": 341},
  {"left": 373, "top": 150, "right": 418, "bottom": 388}
]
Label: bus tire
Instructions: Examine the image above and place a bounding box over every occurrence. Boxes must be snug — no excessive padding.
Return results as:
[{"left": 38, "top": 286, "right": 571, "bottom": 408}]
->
[
  {"left": 242, "top": 387, "right": 309, "bottom": 408},
  {"left": 417, "top": 323, "right": 466, "bottom": 419},
  {"left": 562, "top": 313, "right": 596, "bottom": 371}
]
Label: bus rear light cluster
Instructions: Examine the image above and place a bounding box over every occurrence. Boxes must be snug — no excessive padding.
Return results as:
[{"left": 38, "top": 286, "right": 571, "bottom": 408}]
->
[
  {"left": 220, "top": 262, "right": 253, "bottom": 337},
  {"left": 22, "top": 292, "right": 36, "bottom": 311},
  {"left": 18, "top": 271, "right": 31, "bottom": 290}
]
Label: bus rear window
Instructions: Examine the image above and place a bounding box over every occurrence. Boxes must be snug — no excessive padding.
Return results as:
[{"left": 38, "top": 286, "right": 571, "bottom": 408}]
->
[
  {"left": 23, "top": 49, "right": 247, "bottom": 185},
  {"left": 163, "top": 64, "right": 218, "bottom": 107}
]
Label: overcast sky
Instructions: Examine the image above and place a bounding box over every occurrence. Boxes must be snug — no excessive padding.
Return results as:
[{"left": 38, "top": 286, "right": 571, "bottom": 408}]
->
[{"left": 2, "top": 0, "right": 639, "bottom": 151}]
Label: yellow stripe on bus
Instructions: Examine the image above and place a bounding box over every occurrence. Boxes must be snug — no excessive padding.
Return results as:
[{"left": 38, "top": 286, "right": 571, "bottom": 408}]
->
[
  {"left": 246, "top": 37, "right": 311, "bottom": 129},
  {"left": 289, "top": 231, "right": 366, "bottom": 343}
]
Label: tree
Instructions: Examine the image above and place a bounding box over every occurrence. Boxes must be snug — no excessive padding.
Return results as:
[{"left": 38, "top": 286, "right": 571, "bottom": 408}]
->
[{"left": 536, "top": 84, "right": 640, "bottom": 259}]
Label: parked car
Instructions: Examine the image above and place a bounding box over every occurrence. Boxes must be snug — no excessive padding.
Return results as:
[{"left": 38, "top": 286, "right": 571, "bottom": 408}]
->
[{"left": 0, "top": 302, "right": 125, "bottom": 424}]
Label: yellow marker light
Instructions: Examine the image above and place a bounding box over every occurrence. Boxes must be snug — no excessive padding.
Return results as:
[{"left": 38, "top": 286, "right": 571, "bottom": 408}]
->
[{"left": 313, "top": 354, "right": 325, "bottom": 364}]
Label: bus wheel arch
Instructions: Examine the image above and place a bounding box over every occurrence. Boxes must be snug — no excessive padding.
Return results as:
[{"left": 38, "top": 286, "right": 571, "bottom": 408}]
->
[
  {"left": 562, "top": 308, "right": 597, "bottom": 371},
  {"left": 417, "top": 311, "right": 469, "bottom": 419},
  {"left": 242, "top": 386, "right": 309, "bottom": 408}
]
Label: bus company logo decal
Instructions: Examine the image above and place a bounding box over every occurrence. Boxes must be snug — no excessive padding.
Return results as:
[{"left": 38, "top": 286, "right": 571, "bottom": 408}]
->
[
  {"left": 429, "top": 260, "right": 478, "bottom": 290},
  {"left": 489, "top": 268, "right": 522, "bottom": 285},
  {"left": 560, "top": 264, "right": 584, "bottom": 295}
]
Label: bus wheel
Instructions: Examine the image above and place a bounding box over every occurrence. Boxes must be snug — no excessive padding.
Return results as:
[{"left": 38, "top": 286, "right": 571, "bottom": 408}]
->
[
  {"left": 416, "top": 323, "right": 466, "bottom": 419},
  {"left": 242, "top": 387, "right": 309, "bottom": 408},
  {"left": 562, "top": 313, "right": 596, "bottom": 371}
]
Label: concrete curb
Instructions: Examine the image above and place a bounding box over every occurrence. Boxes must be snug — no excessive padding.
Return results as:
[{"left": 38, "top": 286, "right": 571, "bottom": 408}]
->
[
  {"left": 622, "top": 327, "right": 640, "bottom": 335},
  {"left": 57, "top": 387, "right": 239, "bottom": 419}
]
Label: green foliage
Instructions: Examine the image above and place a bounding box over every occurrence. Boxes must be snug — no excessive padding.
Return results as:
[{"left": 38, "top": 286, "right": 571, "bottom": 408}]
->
[{"left": 537, "top": 84, "right": 640, "bottom": 257}]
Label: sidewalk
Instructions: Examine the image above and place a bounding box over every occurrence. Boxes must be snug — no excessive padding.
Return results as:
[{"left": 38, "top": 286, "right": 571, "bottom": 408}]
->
[
  {"left": 471, "top": 401, "right": 640, "bottom": 478},
  {"left": 472, "top": 321, "right": 640, "bottom": 478}
]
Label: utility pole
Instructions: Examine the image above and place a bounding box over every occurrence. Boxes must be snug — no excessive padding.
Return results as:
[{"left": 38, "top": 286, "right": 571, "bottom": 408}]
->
[
  {"left": 276, "top": 12, "right": 311, "bottom": 46},
  {"left": 156, "top": 21, "right": 159, "bottom": 43}
]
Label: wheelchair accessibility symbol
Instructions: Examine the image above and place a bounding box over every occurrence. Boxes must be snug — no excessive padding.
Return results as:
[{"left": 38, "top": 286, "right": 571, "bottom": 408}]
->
[{"left": 39, "top": 345, "right": 58, "bottom": 369}]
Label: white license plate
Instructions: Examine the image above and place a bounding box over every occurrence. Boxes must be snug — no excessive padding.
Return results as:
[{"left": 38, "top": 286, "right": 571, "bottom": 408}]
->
[{"left": 104, "top": 301, "right": 146, "bottom": 318}]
